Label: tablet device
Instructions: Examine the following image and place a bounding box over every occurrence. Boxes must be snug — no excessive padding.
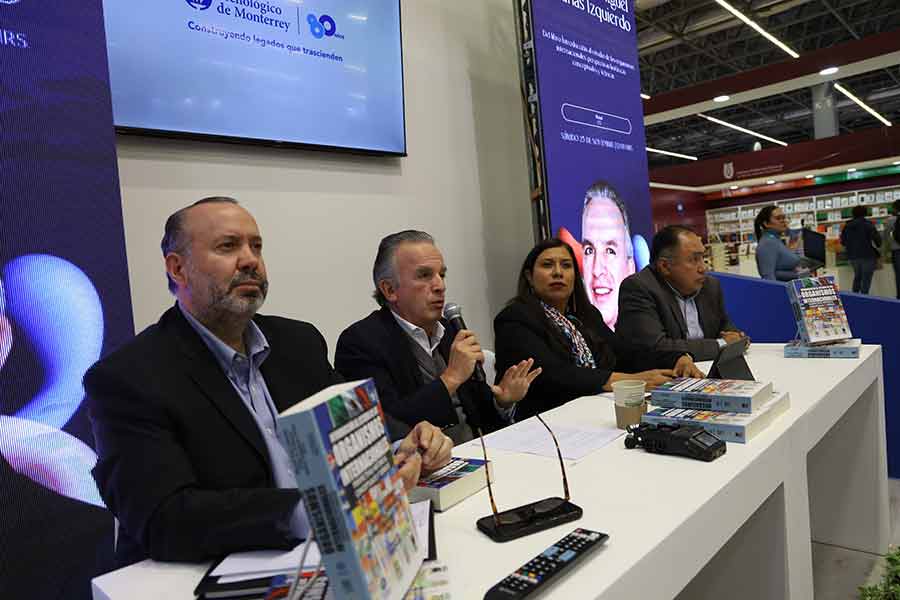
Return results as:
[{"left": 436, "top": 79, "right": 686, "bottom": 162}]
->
[{"left": 708, "top": 338, "right": 754, "bottom": 381}]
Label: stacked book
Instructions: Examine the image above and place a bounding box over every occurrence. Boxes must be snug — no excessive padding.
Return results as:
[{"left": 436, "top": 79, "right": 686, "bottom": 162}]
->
[{"left": 645, "top": 378, "right": 790, "bottom": 444}]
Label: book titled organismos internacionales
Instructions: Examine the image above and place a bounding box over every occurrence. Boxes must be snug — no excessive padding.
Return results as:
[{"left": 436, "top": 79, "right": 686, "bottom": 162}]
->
[
  {"left": 276, "top": 379, "right": 423, "bottom": 600},
  {"left": 787, "top": 275, "right": 852, "bottom": 346}
]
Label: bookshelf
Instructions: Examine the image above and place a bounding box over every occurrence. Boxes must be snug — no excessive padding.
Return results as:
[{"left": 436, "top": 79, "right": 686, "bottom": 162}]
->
[{"left": 705, "top": 183, "right": 899, "bottom": 273}]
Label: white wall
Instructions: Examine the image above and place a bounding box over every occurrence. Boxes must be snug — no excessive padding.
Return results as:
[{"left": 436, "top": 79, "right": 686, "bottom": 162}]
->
[{"left": 116, "top": 0, "right": 535, "bottom": 356}]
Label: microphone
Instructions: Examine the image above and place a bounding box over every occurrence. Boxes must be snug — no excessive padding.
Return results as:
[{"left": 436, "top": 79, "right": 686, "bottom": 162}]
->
[{"left": 442, "top": 302, "right": 486, "bottom": 383}]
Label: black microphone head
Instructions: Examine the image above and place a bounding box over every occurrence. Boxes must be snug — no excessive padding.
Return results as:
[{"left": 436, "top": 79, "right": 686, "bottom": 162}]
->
[{"left": 442, "top": 303, "right": 462, "bottom": 321}]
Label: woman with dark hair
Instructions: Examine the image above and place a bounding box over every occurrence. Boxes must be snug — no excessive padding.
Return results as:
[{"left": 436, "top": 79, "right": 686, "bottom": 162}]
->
[
  {"left": 754, "top": 205, "right": 807, "bottom": 281},
  {"left": 493, "top": 238, "right": 701, "bottom": 420}
]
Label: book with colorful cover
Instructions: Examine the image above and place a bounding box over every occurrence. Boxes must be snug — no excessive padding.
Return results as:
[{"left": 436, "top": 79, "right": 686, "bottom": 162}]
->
[
  {"left": 263, "top": 561, "right": 451, "bottom": 600},
  {"left": 787, "top": 276, "right": 852, "bottom": 345},
  {"left": 650, "top": 378, "right": 773, "bottom": 414},
  {"left": 783, "top": 338, "right": 860, "bottom": 359},
  {"left": 276, "top": 379, "right": 423, "bottom": 600},
  {"left": 642, "top": 392, "right": 790, "bottom": 444},
  {"left": 404, "top": 561, "right": 451, "bottom": 600},
  {"left": 408, "top": 458, "right": 492, "bottom": 512}
]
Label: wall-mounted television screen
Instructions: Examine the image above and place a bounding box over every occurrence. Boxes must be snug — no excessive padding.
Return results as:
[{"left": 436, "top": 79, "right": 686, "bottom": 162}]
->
[{"left": 102, "top": 1, "right": 406, "bottom": 155}]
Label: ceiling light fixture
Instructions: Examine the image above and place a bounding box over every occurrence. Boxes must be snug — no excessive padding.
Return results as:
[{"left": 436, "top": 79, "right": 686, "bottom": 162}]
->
[
  {"left": 806, "top": 174, "right": 815, "bottom": 179},
  {"left": 714, "top": 0, "right": 799, "bottom": 59},
  {"left": 641, "top": 93, "right": 651, "bottom": 100},
  {"left": 646, "top": 147, "right": 698, "bottom": 161},
  {"left": 894, "top": 161, "right": 900, "bottom": 166},
  {"left": 713, "top": 95, "right": 730, "bottom": 103},
  {"left": 697, "top": 113, "right": 789, "bottom": 147},
  {"left": 767, "top": 180, "right": 776, "bottom": 185},
  {"left": 834, "top": 83, "right": 893, "bottom": 127},
  {"left": 847, "top": 167, "right": 857, "bottom": 173},
  {"left": 713, "top": 2, "right": 893, "bottom": 135},
  {"left": 730, "top": 185, "right": 739, "bottom": 190}
]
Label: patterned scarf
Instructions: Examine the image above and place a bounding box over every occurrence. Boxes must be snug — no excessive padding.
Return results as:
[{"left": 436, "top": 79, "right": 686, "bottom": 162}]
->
[{"left": 541, "top": 301, "right": 596, "bottom": 369}]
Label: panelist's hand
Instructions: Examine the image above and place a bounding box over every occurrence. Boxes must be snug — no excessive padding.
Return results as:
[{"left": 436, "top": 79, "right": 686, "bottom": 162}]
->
[
  {"left": 397, "top": 421, "right": 452, "bottom": 474},
  {"left": 674, "top": 354, "right": 704, "bottom": 379},
  {"left": 720, "top": 331, "right": 742, "bottom": 345},
  {"left": 440, "top": 329, "right": 484, "bottom": 395},
  {"left": 636, "top": 369, "right": 676, "bottom": 388},
  {"left": 604, "top": 369, "right": 676, "bottom": 392},
  {"left": 394, "top": 449, "right": 422, "bottom": 492},
  {"left": 492, "top": 358, "right": 542, "bottom": 409},
  {"left": 721, "top": 330, "right": 751, "bottom": 350}
]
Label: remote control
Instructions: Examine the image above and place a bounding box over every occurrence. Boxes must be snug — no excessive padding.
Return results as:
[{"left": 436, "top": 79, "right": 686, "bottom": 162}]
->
[{"left": 483, "top": 528, "right": 608, "bottom": 599}]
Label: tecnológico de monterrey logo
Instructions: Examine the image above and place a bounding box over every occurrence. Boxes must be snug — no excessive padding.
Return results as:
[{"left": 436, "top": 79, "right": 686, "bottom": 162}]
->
[{"left": 185, "top": 0, "right": 212, "bottom": 10}]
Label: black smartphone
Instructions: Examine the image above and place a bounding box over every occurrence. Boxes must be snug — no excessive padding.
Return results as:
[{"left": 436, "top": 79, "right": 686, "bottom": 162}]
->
[{"left": 476, "top": 497, "right": 582, "bottom": 543}]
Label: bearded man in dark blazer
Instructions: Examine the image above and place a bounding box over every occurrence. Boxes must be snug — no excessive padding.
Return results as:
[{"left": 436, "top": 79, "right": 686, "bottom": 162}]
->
[
  {"left": 616, "top": 225, "right": 748, "bottom": 362},
  {"left": 85, "top": 199, "right": 451, "bottom": 568}
]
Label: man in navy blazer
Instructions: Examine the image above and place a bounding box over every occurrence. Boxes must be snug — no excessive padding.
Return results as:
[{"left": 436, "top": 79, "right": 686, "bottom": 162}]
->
[
  {"left": 85, "top": 199, "right": 451, "bottom": 567},
  {"left": 335, "top": 231, "right": 540, "bottom": 443}
]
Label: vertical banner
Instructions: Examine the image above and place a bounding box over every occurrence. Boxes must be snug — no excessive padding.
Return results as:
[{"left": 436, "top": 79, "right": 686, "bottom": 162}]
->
[
  {"left": 0, "top": 1, "right": 134, "bottom": 598},
  {"left": 530, "top": 0, "right": 651, "bottom": 330}
]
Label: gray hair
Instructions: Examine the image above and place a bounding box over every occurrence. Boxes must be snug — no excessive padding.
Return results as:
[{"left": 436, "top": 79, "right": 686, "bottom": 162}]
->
[
  {"left": 161, "top": 196, "right": 239, "bottom": 294},
  {"left": 372, "top": 230, "right": 435, "bottom": 307},
  {"left": 583, "top": 180, "right": 633, "bottom": 258}
]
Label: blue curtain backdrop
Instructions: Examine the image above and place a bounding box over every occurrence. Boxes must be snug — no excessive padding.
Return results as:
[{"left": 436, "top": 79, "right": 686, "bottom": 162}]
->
[{"left": 0, "top": 1, "right": 134, "bottom": 597}]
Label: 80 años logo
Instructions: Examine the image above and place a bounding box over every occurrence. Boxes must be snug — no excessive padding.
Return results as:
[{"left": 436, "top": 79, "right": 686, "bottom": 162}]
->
[{"left": 307, "top": 13, "right": 342, "bottom": 39}]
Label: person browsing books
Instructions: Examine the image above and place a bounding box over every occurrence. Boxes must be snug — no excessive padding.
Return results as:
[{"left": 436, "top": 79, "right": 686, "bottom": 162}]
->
[
  {"left": 755, "top": 205, "right": 809, "bottom": 281},
  {"left": 335, "top": 230, "right": 542, "bottom": 445},
  {"left": 616, "top": 226, "right": 748, "bottom": 362},
  {"left": 493, "top": 238, "right": 703, "bottom": 421},
  {"left": 84, "top": 199, "right": 452, "bottom": 568},
  {"left": 840, "top": 205, "right": 882, "bottom": 294}
]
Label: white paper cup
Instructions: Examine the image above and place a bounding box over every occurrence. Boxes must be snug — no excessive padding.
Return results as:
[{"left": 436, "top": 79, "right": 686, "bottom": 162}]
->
[{"left": 612, "top": 379, "right": 646, "bottom": 408}]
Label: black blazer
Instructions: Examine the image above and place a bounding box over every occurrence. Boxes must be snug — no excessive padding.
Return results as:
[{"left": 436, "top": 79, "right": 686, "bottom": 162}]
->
[
  {"left": 335, "top": 306, "right": 505, "bottom": 438},
  {"left": 494, "top": 300, "right": 683, "bottom": 420},
  {"left": 616, "top": 268, "right": 738, "bottom": 362},
  {"left": 840, "top": 217, "right": 882, "bottom": 260},
  {"left": 85, "top": 305, "right": 342, "bottom": 566}
]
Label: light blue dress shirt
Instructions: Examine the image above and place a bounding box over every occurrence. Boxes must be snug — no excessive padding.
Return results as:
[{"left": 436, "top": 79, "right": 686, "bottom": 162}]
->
[
  {"left": 667, "top": 283, "right": 726, "bottom": 349},
  {"left": 179, "top": 304, "right": 309, "bottom": 540},
  {"left": 667, "top": 284, "right": 704, "bottom": 340}
]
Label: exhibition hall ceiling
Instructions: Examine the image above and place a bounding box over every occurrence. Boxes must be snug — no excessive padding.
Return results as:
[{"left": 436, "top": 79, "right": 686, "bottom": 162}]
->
[{"left": 638, "top": 0, "right": 900, "bottom": 169}]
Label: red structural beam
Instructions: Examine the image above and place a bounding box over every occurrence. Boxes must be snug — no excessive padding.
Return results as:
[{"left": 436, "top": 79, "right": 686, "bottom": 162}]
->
[{"left": 649, "top": 126, "right": 900, "bottom": 189}]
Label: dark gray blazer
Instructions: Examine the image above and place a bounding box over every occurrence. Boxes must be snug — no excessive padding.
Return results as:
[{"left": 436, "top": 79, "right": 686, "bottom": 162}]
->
[
  {"left": 85, "top": 306, "right": 342, "bottom": 566},
  {"left": 616, "top": 267, "right": 738, "bottom": 361}
]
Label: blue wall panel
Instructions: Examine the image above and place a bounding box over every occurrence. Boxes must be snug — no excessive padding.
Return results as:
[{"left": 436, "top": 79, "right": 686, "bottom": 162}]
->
[{"left": 714, "top": 272, "right": 900, "bottom": 477}]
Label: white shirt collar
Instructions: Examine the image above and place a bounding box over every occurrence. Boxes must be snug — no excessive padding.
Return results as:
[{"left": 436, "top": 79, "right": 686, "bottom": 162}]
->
[{"left": 390, "top": 310, "right": 445, "bottom": 355}]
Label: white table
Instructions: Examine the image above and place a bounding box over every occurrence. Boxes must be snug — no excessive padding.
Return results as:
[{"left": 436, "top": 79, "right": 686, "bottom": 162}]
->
[{"left": 92, "top": 344, "right": 889, "bottom": 600}]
